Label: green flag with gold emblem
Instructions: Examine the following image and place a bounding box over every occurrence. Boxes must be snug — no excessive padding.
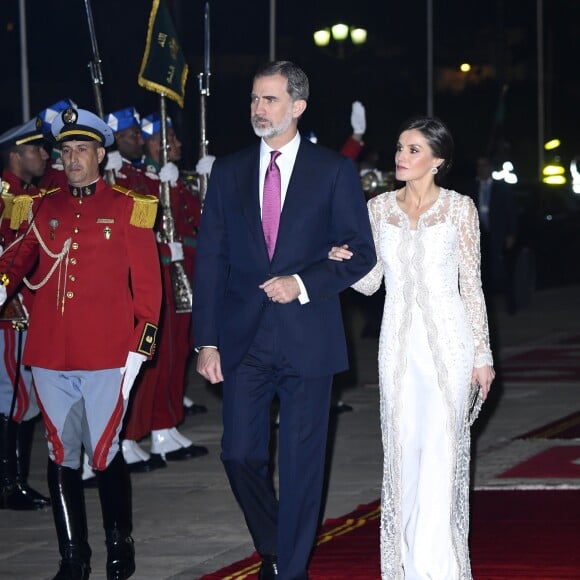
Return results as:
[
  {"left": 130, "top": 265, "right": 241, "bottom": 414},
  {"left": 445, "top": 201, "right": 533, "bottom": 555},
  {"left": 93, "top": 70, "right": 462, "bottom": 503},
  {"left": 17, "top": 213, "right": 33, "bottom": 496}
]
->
[{"left": 138, "top": 0, "right": 189, "bottom": 107}]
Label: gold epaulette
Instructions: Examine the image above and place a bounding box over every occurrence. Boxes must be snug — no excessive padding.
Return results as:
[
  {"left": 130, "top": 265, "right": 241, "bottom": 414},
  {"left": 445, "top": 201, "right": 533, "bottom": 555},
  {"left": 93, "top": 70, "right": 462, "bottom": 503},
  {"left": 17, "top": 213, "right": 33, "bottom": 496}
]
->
[
  {"left": 1, "top": 193, "right": 15, "bottom": 221},
  {"left": 9, "top": 188, "right": 58, "bottom": 230},
  {"left": 113, "top": 184, "right": 159, "bottom": 229}
]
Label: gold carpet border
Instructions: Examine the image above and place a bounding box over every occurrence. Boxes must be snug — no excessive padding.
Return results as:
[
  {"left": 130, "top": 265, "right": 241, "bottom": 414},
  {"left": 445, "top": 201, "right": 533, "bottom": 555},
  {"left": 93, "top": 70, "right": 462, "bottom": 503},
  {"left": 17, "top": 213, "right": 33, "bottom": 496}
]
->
[{"left": 222, "top": 506, "right": 381, "bottom": 579}]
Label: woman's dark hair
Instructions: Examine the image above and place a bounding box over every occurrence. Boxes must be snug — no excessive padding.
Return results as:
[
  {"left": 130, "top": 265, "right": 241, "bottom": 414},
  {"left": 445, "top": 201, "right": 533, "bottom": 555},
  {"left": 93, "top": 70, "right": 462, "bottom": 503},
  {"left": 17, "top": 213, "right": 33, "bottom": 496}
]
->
[{"left": 398, "top": 116, "right": 454, "bottom": 183}]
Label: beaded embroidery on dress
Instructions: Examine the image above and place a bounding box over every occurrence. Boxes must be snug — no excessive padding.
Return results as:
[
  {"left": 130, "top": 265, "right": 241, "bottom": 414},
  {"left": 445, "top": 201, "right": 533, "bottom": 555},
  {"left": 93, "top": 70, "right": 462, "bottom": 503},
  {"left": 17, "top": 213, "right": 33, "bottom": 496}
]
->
[{"left": 352, "top": 189, "right": 492, "bottom": 579}]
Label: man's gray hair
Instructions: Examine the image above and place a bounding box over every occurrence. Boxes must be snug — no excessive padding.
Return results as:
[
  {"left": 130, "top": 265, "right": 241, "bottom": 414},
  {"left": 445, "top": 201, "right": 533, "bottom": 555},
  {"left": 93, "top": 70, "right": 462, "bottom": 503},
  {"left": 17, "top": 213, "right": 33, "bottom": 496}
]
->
[{"left": 254, "top": 61, "right": 309, "bottom": 102}]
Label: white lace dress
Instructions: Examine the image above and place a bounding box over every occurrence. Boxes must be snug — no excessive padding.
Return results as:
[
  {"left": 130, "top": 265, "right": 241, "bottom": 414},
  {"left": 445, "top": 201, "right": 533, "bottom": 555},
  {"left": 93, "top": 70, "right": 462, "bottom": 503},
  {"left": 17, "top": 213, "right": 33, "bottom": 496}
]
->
[{"left": 352, "top": 189, "right": 493, "bottom": 579}]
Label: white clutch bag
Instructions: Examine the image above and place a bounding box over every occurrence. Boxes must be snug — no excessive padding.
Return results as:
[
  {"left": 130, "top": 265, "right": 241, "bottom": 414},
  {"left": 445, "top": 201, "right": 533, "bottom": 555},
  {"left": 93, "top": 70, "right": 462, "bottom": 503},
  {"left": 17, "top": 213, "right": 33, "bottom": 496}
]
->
[{"left": 468, "top": 381, "right": 484, "bottom": 426}]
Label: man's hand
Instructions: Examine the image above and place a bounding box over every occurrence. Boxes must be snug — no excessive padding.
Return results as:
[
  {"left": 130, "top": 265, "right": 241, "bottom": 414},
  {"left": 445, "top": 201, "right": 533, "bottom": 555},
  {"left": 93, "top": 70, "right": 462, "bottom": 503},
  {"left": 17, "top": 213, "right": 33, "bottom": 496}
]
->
[
  {"left": 105, "top": 150, "right": 123, "bottom": 172},
  {"left": 159, "top": 162, "right": 179, "bottom": 186},
  {"left": 120, "top": 352, "right": 147, "bottom": 400},
  {"left": 196, "top": 154, "right": 216, "bottom": 176},
  {"left": 197, "top": 348, "right": 223, "bottom": 384},
  {"left": 259, "top": 276, "right": 300, "bottom": 304},
  {"left": 350, "top": 101, "right": 366, "bottom": 136}
]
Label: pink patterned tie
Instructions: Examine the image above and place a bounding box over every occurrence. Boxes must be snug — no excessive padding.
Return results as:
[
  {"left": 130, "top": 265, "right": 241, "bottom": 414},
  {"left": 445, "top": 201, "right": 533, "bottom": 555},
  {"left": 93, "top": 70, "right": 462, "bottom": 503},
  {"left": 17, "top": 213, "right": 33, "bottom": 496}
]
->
[{"left": 262, "top": 150, "right": 282, "bottom": 260}]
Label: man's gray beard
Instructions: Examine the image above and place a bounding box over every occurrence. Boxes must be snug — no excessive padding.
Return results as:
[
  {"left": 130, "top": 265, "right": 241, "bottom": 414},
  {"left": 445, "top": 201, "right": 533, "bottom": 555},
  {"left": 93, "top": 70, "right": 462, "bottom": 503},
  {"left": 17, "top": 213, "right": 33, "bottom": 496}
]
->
[{"left": 252, "top": 111, "right": 293, "bottom": 139}]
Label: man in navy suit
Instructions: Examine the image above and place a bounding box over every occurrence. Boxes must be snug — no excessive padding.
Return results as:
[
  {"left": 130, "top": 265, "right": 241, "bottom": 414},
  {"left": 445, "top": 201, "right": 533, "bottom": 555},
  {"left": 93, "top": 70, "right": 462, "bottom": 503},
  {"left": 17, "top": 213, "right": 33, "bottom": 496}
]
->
[{"left": 192, "top": 61, "right": 376, "bottom": 579}]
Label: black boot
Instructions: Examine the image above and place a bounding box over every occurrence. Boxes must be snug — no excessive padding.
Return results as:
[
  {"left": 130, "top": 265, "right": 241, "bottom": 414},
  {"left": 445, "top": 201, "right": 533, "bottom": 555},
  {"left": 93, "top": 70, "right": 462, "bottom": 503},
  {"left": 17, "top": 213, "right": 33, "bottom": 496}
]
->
[
  {"left": 15, "top": 418, "right": 51, "bottom": 508},
  {"left": 1, "top": 414, "right": 49, "bottom": 510},
  {"left": 97, "top": 453, "right": 135, "bottom": 580},
  {"left": 47, "top": 460, "right": 91, "bottom": 580},
  {"left": 0, "top": 414, "right": 17, "bottom": 499}
]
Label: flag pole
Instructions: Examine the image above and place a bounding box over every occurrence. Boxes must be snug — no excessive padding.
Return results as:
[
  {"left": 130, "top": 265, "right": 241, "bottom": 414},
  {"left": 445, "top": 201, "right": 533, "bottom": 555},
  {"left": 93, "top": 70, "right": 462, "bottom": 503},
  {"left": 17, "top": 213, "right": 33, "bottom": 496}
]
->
[
  {"left": 137, "top": 0, "right": 192, "bottom": 312},
  {"left": 18, "top": 0, "right": 30, "bottom": 122}
]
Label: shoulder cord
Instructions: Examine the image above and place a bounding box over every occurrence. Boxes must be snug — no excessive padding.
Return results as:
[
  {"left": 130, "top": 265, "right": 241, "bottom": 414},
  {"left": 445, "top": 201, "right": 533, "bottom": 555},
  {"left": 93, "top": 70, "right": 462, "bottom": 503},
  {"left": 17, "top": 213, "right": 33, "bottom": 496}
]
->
[{"left": 23, "top": 213, "right": 71, "bottom": 313}]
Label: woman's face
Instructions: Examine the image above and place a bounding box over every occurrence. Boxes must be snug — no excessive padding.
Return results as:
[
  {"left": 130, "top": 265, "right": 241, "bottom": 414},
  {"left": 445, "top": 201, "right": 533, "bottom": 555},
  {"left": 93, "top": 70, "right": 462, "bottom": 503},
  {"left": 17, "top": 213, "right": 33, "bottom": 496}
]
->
[{"left": 395, "top": 129, "right": 442, "bottom": 183}]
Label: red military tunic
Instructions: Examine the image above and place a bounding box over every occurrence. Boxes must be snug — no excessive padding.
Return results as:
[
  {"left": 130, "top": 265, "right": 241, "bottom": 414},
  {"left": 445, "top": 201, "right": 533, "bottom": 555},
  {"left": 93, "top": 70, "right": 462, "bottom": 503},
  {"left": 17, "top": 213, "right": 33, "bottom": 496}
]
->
[
  {"left": 123, "top": 163, "right": 200, "bottom": 440},
  {"left": 0, "top": 171, "right": 39, "bottom": 421},
  {"left": 112, "top": 159, "right": 158, "bottom": 197},
  {"left": 340, "top": 135, "right": 364, "bottom": 161},
  {"left": 0, "top": 179, "right": 161, "bottom": 370}
]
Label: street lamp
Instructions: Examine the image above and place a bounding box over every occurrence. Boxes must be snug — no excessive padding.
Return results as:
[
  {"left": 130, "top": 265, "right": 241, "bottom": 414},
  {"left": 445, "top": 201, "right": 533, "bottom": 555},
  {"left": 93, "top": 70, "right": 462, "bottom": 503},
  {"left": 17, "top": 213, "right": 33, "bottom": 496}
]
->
[{"left": 313, "top": 23, "right": 367, "bottom": 57}]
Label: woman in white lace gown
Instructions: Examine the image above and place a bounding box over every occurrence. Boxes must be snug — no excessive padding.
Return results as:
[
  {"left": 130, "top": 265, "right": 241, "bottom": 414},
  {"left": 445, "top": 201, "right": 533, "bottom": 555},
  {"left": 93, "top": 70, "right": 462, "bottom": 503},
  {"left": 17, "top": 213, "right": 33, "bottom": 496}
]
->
[{"left": 330, "top": 117, "right": 494, "bottom": 579}]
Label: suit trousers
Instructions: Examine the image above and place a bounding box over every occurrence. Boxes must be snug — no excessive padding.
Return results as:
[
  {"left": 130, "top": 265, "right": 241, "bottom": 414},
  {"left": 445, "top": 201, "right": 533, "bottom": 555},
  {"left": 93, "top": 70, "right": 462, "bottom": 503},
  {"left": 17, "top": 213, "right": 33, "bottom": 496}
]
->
[{"left": 221, "top": 306, "right": 332, "bottom": 580}]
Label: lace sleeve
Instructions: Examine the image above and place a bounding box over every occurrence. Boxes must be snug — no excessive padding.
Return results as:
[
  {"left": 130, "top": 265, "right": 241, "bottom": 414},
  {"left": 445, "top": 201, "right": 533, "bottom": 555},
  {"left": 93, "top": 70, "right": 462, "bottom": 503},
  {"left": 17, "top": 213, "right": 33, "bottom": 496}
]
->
[
  {"left": 351, "top": 198, "right": 384, "bottom": 296},
  {"left": 457, "top": 196, "right": 493, "bottom": 367}
]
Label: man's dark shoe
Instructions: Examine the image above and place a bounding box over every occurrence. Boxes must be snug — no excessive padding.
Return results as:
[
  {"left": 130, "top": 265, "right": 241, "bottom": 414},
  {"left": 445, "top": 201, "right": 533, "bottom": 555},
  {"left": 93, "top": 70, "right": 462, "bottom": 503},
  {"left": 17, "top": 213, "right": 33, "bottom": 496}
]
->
[
  {"left": 332, "top": 401, "right": 354, "bottom": 414},
  {"left": 105, "top": 530, "right": 135, "bottom": 580},
  {"left": 183, "top": 402, "right": 208, "bottom": 416},
  {"left": 258, "top": 554, "right": 278, "bottom": 579},
  {"left": 51, "top": 556, "right": 91, "bottom": 580}
]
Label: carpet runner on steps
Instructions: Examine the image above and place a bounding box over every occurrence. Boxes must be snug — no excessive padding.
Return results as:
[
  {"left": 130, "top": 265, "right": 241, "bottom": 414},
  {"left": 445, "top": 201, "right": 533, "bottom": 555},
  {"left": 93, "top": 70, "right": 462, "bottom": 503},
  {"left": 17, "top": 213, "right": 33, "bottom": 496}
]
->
[
  {"left": 201, "top": 491, "right": 580, "bottom": 579},
  {"left": 201, "top": 333, "right": 580, "bottom": 578}
]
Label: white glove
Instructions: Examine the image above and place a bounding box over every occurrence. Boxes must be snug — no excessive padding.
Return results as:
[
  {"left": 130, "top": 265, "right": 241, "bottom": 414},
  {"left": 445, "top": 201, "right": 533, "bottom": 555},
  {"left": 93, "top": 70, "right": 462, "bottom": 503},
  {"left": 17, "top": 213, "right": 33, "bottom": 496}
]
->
[
  {"left": 168, "top": 241, "right": 184, "bottom": 262},
  {"left": 105, "top": 150, "right": 123, "bottom": 172},
  {"left": 159, "top": 162, "right": 179, "bottom": 186},
  {"left": 120, "top": 351, "right": 147, "bottom": 400},
  {"left": 0, "top": 285, "right": 6, "bottom": 307},
  {"left": 195, "top": 154, "right": 216, "bottom": 176},
  {"left": 350, "top": 101, "right": 366, "bottom": 135}
]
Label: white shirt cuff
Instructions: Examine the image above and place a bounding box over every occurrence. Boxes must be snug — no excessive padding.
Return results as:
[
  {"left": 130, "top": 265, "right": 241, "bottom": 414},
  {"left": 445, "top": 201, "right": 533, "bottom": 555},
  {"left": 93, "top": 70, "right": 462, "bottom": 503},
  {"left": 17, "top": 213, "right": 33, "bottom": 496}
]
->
[
  {"left": 292, "top": 274, "right": 310, "bottom": 305},
  {"left": 194, "top": 345, "right": 218, "bottom": 354}
]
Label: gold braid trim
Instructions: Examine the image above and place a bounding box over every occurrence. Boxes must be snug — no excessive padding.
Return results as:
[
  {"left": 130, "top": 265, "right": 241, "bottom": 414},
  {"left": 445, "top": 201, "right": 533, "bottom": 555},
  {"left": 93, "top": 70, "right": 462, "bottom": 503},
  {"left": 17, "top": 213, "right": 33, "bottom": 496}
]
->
[
  {"left": 113, "top": 184, "right": 159, "bottom": 229},
  {"left": 10, "top": 196, "right": 34, "bottom": 230},
  {"left": 9, "top": 188, "right": 59, "bottom": 230},
  {"left": 1, "top": 193, "right": 15, "bottom": 221}
]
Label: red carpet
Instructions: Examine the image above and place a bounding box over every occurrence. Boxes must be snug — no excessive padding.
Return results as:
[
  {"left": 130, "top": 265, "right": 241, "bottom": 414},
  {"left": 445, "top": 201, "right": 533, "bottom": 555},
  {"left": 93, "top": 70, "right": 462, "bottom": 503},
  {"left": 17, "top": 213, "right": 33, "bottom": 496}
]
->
[
  {"left": 501, "top": 334, "right": 580, "bottom": 383},
  {"left": 201, "top": 491, "right": 580, "bottom": 579},
  {"left": 517, "top": 409, "right": 580, "bottom": 440},
  {"left": 498, "top": 446, "right": 580, "bottom": 478}
]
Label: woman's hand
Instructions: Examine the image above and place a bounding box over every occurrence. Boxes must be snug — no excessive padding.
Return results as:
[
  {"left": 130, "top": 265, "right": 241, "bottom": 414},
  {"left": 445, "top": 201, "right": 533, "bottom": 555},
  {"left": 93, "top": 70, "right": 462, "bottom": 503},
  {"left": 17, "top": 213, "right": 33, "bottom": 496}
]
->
[
  {"left": 328, "top": 244, "right": 353, "bottom": 261},
  {"left": 471, "top": 365, "right": 495, "bottom": 400}
]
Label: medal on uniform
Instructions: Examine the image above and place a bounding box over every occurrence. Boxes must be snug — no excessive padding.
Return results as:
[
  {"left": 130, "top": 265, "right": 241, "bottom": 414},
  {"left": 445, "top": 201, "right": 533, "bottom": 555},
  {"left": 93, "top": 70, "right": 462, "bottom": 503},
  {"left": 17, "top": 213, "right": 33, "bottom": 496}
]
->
[
  {"left": 49, "top": 219, "right": 59, "bottom": 240},
  {"left": 103, "top": 226, "right": 112, "bottom": 240}
]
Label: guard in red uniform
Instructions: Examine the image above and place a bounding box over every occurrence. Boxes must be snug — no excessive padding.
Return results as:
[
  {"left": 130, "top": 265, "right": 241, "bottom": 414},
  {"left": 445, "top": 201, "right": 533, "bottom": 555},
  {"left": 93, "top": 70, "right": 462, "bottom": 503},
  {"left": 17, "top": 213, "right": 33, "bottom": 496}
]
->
[
  {"left": 103, "top": 107, "right": 167, "bottom": 472},
  {"left": 0, "top": 107, "right": 162, "bottom": 580},
  {"left": 117, "top": 112, "right": 207, "bottom": 466},
  {"left": 104, "top": 107, "right": 155, "bottom": 197},
  {"left": 0, "top": 117, "right": 51, "bottom": 511}
]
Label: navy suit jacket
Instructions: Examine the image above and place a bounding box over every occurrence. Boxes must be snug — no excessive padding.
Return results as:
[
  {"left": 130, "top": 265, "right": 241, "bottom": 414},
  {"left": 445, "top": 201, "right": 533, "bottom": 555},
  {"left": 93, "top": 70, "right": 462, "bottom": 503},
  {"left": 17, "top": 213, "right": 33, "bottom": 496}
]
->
[{"left": 192, "top": 137, "right": 376, "bottom": 378}]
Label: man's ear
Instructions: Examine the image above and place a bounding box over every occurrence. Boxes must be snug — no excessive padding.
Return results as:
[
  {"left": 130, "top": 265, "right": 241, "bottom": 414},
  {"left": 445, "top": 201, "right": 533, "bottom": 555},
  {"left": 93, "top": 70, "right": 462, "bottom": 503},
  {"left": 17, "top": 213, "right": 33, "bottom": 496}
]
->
[
  {"left": 96, "top": 146, "right": 106, "bottom": 164},
  {"left": 9, "top": 150, "right": 21, "bottom": 167},
  {"left": 292, "top": 99, "right": 307, "bottom": 119}
]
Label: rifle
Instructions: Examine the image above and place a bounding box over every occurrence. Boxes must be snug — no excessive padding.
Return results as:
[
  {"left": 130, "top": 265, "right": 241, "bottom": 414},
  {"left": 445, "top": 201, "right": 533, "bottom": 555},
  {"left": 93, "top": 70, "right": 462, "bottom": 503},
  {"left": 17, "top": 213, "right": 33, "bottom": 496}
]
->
[
  {"left": 197, "top": 1, "right": 211, "bottom": 207},
  {"left": 82, "top": 0, "right": 114, "bottom": 183}
]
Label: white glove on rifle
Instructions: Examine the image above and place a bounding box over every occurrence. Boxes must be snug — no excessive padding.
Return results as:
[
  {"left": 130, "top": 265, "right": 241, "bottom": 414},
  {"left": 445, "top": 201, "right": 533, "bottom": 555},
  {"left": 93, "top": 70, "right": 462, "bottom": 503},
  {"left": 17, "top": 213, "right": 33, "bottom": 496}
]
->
[
  {"left": 159, "top": 162, "right": 179, "bottom": 186},
  {"left": 120, "top": 351, "right": 147, "bottom": 400},
  {"left": 105, "top": 150, "right": 123, "bottom": 172},
  {"left": 0, "top": 285, "right": 6, "bottom": 307},
  {"left": 168, "top": 241, "right": 184, "bottom": 262},
  {"left": 350, "top": 101, "right": 366, "bottom": 135},
  {"left": 195, "top": 154, "right": 216, "bottom": 176}
]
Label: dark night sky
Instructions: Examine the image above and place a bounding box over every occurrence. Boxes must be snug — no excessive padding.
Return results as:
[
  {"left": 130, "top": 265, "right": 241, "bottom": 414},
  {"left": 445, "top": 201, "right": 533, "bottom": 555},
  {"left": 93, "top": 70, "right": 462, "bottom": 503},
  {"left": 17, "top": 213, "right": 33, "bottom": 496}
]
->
[{"left": 1, "top": 0, "right": 578, "bottom": 183}]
